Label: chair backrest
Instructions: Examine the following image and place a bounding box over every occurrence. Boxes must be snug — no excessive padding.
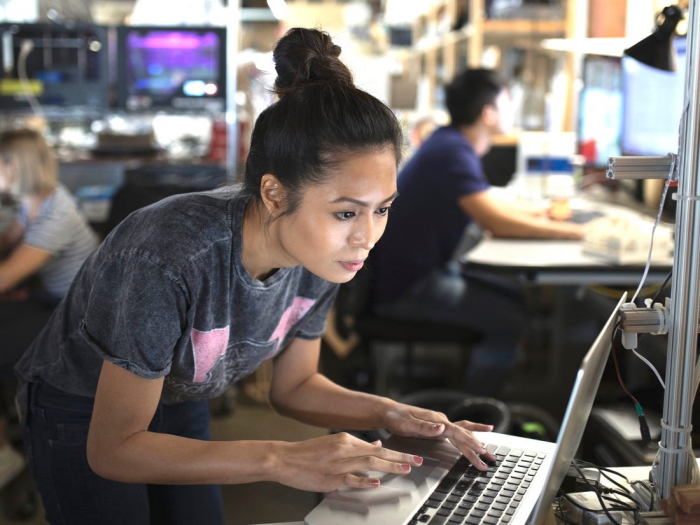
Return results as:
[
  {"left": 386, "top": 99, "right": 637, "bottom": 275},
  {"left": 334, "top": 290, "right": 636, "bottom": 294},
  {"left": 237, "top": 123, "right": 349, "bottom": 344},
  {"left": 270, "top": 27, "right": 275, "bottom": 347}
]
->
[{"left": 104, "top": 164, "right": 229, "bottom": 237}]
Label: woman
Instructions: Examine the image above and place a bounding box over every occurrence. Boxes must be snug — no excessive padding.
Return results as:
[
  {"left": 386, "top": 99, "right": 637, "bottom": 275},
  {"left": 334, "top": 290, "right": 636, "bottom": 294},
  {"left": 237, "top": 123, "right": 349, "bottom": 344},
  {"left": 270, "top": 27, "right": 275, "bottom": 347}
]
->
[
  {"left": 0, "top": 128, "right": 98, "bottom": 303},
  {"left": 15, "top": 28, "right": 494, "bottom": 525},
  {"left": 0, "top": 128, "right": 97, "bottom": 489}
]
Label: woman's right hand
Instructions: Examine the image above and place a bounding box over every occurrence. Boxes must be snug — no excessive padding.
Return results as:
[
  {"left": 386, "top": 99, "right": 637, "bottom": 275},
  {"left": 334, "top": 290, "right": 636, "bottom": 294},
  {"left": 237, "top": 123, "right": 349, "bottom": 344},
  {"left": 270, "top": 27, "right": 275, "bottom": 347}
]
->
[{"left": 272, "top": 432, "right": 424, "bottom": 492}]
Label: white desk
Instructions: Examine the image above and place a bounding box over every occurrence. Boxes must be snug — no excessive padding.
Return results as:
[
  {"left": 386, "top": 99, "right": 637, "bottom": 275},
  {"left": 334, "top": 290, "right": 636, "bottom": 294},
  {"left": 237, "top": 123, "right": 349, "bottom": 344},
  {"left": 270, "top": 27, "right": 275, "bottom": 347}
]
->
[
  {"left": 462, "top": 235, "right": 673, "bottom": 389},
  {"left": 462, "top": 238, "right": 673, "bottom": 286}
]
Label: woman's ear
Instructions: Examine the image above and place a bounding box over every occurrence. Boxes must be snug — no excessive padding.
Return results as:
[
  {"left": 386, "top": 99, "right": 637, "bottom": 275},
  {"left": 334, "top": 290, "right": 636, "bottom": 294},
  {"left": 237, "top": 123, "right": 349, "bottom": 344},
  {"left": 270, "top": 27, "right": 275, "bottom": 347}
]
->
[{"left": 259, "top": 174, "right": 287, "bottom": 215}]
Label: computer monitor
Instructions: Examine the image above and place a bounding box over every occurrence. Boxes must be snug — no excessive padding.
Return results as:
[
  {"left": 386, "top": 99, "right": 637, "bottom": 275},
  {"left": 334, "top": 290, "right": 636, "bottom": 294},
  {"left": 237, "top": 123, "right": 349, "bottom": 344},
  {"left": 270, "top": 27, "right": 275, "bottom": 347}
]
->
[
  {"left": 577, "top": 55, "right": 623, "bottom": 168},
  {"left": 621, "top": 37, "right": 687, "bottom": 156},
  {"left": 116, "top": 25, "right": 227, "bottom": 113},
  {"left": 0, "top": 23, "right": 109, "bottom": 110}
]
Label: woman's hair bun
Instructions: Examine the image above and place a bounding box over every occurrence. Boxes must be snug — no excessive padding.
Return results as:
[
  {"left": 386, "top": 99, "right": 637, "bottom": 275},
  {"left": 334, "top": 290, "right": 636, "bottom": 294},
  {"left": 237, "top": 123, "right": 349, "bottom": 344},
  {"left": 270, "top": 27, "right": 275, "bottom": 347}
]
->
[{"left": 273, "top": 28, "right": 353, "bottom": 95}]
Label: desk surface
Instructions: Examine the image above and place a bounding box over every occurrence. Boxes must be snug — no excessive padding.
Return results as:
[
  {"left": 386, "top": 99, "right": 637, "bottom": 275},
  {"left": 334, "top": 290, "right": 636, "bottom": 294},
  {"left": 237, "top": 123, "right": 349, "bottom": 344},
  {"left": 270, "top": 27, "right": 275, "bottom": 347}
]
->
[
  {"left": 461, "top": 192, "right": 675, "bottom": 286},
  {"left": 462, "top": 238, "right": 673, "bottom": 286}
]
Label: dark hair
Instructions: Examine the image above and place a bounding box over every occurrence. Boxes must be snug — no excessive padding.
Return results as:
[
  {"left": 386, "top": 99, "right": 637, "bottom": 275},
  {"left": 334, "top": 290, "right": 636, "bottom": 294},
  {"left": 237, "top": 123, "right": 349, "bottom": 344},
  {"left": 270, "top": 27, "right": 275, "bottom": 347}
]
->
[
  {"left": 445, "top": 68, "right": 506, "bottom": 127},
  {"left": 244, "top": 28, "right": 403, "bottom": 217}
]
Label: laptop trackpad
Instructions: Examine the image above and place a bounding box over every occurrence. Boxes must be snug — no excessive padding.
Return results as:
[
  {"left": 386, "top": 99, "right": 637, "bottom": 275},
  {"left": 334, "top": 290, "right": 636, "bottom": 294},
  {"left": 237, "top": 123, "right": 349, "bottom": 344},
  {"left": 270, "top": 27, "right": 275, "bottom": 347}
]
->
[
  {"left": 306, "top": 457, "right": 443, "bottom": 522},
  {"left": 337, "top": 456, "right": 440, "bottom": 497},
  {"left": 361, "top": 456, "right": 440, "bottom": 493}
]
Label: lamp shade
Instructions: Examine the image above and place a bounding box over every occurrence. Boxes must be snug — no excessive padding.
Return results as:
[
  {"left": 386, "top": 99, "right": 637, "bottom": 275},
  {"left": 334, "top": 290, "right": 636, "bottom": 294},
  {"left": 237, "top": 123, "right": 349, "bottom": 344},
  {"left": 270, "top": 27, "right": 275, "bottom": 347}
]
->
[{"left": 624, "top": 5, "right": 683, "bottom": 72}]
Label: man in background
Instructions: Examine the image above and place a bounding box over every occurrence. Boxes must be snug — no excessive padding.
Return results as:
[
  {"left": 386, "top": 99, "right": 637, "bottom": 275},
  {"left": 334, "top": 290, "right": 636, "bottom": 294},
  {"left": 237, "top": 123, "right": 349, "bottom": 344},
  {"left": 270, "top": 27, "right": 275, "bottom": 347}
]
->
[{"left": 372, "top": 68, "right": 584, "bottom": 397}]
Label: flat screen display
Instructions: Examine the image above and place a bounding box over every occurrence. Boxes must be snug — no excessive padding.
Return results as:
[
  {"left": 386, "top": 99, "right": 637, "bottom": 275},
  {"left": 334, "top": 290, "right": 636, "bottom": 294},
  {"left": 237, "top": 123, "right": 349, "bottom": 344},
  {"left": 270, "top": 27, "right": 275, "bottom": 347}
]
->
[
  {"left": 621, "top": 37, "right": 686, "bottom": 156},
  {"left": 117, "top": 26, "right": 226, "bottom": 113},
  {"left": 0, "top": 23, "right": 109, "bottom": 110},
  {"left": 578, "top": 55, "right": 623, "bottom": 168}
]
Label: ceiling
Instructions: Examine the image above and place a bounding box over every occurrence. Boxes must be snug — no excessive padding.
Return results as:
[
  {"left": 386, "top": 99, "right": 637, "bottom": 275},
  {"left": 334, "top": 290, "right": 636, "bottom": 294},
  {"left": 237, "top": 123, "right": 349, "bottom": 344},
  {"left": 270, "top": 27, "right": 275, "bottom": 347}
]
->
[{"left": 31, "top": 0, "right": 385, "bottom": 26}]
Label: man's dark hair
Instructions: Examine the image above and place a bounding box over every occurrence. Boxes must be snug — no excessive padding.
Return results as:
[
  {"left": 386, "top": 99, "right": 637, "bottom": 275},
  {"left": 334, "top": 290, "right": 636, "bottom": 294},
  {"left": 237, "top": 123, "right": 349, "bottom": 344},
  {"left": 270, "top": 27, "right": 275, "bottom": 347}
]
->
[{"left": 445, "top": 68, "right": 506, "bottom": 127}]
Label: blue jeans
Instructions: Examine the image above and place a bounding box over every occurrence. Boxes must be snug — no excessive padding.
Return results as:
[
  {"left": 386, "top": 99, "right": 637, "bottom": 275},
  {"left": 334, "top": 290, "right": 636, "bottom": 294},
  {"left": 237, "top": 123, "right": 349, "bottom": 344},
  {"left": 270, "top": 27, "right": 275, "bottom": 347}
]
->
[{"left": 22, "top": 381, "right": 224, "bottom": 525}]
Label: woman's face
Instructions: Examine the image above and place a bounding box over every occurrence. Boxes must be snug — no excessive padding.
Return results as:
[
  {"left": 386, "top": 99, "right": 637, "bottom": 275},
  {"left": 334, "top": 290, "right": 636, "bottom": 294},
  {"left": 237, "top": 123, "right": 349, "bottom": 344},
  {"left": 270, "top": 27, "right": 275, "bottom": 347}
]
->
[{"left": 276, "top": 147, "right": 398, "bottom": 283}]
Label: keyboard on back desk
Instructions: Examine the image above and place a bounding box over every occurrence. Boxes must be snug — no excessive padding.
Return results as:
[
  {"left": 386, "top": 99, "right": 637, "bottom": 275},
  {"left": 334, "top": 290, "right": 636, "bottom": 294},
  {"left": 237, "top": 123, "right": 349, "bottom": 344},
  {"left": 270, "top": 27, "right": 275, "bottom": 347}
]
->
[{"left": 409, "top": 444, "right": 547, "bottom": 525}]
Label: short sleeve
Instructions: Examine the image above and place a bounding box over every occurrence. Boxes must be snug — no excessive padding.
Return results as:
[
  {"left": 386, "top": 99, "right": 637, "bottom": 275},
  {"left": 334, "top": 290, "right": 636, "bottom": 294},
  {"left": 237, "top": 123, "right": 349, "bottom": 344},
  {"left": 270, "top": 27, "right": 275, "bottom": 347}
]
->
[
  {"left": 23, "top": 195, "right": 74, "bottom": 254},
  {"left": 440, "top": 144, "right": 490, "bottom": 201},
  {"left": 295, "top": 283, "right": 339, "bottom": 340},
  {"left": 79, "top": 254, "right": 187, "bottom": 379}
]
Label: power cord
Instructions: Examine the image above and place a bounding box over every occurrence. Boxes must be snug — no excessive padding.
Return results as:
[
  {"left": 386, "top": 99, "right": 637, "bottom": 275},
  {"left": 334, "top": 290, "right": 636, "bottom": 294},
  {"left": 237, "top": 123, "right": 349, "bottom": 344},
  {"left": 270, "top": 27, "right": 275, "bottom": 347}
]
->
[
  {"left": 611, "top": 320, "right": 654, "bottom": 445},
  {"left": 555, "top": 460, "right": 643, "bottom": 525}
]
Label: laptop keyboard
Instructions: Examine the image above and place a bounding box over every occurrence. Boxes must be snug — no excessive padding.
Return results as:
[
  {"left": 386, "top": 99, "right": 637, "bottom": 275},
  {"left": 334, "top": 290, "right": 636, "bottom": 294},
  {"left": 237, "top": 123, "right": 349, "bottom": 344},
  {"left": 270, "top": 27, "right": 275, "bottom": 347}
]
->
[{"left": 409, "top": 444, "right": 546, "bottom": 525}]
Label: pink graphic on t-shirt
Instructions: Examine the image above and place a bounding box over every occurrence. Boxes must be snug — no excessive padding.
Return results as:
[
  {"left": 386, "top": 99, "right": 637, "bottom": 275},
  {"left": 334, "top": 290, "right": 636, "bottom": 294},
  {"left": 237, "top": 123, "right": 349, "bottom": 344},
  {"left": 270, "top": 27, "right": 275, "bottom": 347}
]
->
[
  {"left": 268, "top": 297, "right": 315, "bottom": 352},
  {"left": 191, "top": 326, "right": 230, "bottom": 382}
]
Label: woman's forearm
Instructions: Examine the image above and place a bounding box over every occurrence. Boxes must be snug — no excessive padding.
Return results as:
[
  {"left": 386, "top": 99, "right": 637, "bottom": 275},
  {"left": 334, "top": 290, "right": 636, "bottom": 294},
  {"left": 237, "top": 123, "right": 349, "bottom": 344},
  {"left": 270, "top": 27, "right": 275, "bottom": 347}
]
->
[
  {"left": 88, "top": 431, "right": 285, "bottom": 485},
  {"left": 270, "top": 372, "right": 396, "bottom": 431}
]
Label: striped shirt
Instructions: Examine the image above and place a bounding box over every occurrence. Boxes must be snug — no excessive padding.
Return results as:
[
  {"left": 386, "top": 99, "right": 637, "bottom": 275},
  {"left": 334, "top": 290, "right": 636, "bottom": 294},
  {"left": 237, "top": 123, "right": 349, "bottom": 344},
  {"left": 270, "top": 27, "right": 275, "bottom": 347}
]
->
[{"left": 18, "top": 184, "right": 98, "bottom": 299}]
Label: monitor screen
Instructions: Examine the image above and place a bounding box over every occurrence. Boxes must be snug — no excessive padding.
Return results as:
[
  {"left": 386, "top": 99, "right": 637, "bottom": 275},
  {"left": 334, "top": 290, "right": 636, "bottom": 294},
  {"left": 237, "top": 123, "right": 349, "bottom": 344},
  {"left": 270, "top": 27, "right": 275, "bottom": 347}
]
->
[
  {"left": 577, "top": 55, "right": 623, "bottom": 168},
  {"left": 0, "top": 23, "right": 109, "bottom": 110},
  {"left": 117, "top": 26, "right": 226, "bottom": 113},
  {"left": 621, "top": 37, "right": 687, "bottom": 156}
]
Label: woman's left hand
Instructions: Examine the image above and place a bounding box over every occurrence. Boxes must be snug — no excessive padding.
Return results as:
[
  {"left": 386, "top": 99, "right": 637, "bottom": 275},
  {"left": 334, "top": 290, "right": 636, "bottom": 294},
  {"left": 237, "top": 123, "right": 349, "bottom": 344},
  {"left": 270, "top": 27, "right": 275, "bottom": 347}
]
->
[{"left": 382, "top": 402, "right": 496, "bottom": 471}]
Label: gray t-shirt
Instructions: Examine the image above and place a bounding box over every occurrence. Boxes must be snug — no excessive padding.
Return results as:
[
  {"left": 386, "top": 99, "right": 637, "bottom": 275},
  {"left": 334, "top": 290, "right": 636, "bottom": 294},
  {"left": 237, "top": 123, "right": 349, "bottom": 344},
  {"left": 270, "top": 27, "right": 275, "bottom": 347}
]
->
[
  {"left": 15, "top": 187, "right": 338, "bottom": 414},
  {"left": 18, "top": 184, "right": 98, "bottom": 298}
]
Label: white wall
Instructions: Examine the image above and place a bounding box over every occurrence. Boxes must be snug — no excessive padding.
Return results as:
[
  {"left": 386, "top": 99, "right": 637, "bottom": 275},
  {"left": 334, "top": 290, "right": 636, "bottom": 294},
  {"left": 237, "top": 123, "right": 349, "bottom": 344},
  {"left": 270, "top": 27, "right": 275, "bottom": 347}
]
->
[{"left": 0, "top": 0, "right": 38, "bottom": 21}]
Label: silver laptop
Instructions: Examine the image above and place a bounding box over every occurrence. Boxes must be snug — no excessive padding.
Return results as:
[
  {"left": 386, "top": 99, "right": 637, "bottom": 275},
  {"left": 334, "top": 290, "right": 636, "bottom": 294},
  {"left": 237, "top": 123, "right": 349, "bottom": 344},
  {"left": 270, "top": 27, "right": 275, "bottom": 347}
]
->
[{"left": 305, "top": 293, "right": 627, "bottom": 525}]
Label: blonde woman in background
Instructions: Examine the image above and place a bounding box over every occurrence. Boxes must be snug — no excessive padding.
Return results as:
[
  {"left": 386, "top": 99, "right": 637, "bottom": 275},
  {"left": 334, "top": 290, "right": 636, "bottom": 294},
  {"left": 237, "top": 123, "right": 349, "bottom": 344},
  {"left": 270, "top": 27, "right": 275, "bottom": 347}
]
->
[{"left": 0, "top": 128, "right": 98, "bottom": 489}]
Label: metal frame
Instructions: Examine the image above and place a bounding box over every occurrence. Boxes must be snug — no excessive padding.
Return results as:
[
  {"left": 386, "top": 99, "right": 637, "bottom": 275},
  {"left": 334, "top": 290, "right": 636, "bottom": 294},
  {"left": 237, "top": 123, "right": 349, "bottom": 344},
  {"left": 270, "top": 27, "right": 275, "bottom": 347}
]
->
[{"left": 657, "top": 0, "right": 700, "bottom": 499}]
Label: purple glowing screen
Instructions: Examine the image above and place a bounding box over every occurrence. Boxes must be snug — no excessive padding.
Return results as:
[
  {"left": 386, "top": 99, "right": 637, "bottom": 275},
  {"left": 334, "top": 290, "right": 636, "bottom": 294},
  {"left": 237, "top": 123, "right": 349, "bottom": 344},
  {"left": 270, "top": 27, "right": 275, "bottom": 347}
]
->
[{"left": 124, "top": 30, "right": 221, "bottom": 100}]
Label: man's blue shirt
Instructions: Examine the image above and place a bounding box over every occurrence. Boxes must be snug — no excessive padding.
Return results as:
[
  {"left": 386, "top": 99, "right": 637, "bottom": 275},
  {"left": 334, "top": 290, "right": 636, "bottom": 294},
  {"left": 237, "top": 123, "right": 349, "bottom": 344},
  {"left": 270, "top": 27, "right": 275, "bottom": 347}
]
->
[{"left": 373, "top": 126, "right": 491, "bottom": 304}]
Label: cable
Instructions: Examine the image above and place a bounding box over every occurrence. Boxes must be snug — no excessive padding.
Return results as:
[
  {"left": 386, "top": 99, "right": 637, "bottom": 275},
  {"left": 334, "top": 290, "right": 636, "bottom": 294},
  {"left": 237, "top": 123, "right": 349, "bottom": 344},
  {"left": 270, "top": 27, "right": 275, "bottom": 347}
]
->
[
  {"left": 573, "top": 459, "right": 653, "bottom": 513},
  {"left": 621, "top": 268, "right": 672, "bottom": 393},
  {"left": 557, "top": 461, "right": 645, "bottom": 524},
  {"left": 631, "top": 348, "right": 666, "bottom": 389},
  {"left": 569, "top": 462, "right": 636, "bottom": 525},
  {"left": 576, "top": 461, "right": 633, "bottom": 495},
  {"left": 630, "top": 157, "right": 675, "bottom": 306},
  {"left": 611, "top": 321, "right": 640, "bottom": 405},
  {"left": 611, "top": 322, "right": 654, "bottom": 444},
  {"left": 648, "top": 269, "right": 672, "bottom": 305},
  {"left": 17, "top": 39, "right": 43, "bottom": 117}
]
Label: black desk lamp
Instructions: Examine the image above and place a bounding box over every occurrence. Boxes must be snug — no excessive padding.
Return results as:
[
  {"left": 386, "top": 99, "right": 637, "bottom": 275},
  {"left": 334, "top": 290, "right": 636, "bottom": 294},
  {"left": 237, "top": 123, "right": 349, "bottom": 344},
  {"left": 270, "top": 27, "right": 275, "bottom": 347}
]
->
[{"left": 624, "top": 4, "right": 684, "bottom": 71}]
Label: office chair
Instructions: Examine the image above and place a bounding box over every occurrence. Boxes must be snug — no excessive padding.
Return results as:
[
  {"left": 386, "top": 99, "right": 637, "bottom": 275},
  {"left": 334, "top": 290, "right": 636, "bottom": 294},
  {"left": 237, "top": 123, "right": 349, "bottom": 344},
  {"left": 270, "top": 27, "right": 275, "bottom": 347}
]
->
[
  {"left": 333, "top": 265, "right": 482, "bottom": 397},
  {"left": 104, "top": 163, "right": 228, "bottom": 237}
]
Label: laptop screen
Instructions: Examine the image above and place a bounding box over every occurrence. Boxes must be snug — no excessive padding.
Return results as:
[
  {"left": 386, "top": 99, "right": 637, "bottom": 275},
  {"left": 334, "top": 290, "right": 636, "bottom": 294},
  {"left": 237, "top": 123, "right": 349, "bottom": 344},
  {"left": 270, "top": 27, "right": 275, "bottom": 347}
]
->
[{"left": 529, "top": 293, "right": 627, "bottom": 524}]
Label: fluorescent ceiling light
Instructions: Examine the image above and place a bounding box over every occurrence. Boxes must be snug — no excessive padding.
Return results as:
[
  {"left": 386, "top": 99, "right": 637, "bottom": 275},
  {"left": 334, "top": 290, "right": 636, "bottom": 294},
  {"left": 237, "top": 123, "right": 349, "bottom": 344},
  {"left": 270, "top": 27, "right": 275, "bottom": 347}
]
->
[
  {"left": 541, "top": 38, "right": 635, "bottom": 57},
  {"left": 267, "top": 0, "right": 289, "bottom": 20}
]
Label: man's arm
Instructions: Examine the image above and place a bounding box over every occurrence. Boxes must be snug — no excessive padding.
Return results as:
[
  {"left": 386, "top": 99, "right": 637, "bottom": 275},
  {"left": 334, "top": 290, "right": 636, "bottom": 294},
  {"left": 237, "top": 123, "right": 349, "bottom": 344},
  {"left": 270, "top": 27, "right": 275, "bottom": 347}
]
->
[{"left": 458, "top": 190, "right": 584, "bottom": 240}]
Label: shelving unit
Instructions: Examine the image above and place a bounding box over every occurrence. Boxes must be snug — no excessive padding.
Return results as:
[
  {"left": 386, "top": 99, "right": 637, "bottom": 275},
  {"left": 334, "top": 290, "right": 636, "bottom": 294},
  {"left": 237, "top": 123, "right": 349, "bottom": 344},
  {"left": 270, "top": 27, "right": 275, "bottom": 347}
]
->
[{"left": 403, "top": 0, "right": 577, "bottom": 131}]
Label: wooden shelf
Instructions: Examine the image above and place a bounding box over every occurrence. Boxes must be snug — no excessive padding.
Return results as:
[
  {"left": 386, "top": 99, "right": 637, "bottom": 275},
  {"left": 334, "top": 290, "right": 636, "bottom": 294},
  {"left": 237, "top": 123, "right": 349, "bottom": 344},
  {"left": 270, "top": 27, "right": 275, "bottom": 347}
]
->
[
  {"left": 483, "top": 19, "right": 567, "bottom": 36},
  {"left": 443, "top": 25, "right": 475, "bottom": 44},
  {"left": 400, "top": 0, "right": 577, "bottom": 131}
]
